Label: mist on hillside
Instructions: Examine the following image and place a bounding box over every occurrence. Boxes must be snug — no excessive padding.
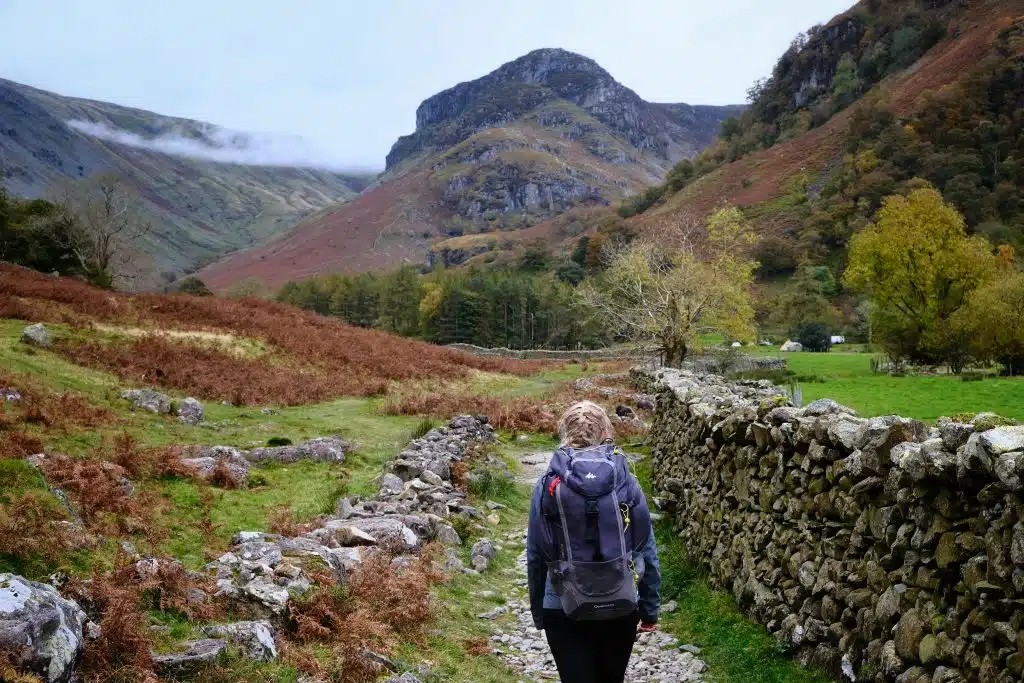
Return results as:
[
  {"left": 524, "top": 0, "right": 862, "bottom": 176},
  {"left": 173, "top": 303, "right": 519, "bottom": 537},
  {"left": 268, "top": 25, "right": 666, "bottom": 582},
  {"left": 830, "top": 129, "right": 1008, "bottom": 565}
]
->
[{"left": 66, "top": 119, "right": 379, "bottom": 173}]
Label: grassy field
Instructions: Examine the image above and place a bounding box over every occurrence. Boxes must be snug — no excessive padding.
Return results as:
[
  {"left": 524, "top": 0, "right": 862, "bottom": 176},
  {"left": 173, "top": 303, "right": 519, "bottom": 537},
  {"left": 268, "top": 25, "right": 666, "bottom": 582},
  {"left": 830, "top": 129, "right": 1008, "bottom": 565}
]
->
[{"left": 744, "top": 345, "right": 1024, "bottom": 422}]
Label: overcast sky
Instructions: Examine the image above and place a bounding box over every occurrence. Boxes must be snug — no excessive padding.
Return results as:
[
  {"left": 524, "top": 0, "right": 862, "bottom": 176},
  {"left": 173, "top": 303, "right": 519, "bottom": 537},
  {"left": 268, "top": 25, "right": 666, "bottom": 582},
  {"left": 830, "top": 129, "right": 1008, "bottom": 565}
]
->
[{"left": 0, "top": 0, "right": 852, "bottom": 170}]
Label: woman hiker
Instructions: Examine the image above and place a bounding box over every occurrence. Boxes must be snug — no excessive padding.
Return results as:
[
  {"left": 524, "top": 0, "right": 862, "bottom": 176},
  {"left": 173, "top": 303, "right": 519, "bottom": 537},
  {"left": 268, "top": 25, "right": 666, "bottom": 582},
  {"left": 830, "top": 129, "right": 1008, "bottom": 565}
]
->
[{"left": 527, "top": 400, "right": 662, "bottom": 682}]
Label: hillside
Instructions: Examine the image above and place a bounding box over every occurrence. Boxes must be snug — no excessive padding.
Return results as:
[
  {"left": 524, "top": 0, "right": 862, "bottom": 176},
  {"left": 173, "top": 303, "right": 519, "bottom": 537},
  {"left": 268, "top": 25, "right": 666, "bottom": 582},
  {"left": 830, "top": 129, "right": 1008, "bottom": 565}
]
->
[
  {"left": 199, "top": 49, "right": 742, "bottom": 290},
  {"left": 0, "top": 78, "right": 374, "bottom": 280},
  {"left": 628, "top": 0, "right": 1024, "bottom": 260}
]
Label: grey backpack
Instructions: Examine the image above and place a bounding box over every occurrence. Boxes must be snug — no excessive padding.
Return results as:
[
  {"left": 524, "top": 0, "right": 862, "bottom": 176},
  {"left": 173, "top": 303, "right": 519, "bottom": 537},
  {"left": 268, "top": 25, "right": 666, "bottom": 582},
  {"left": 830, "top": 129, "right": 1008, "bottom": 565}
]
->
[{"left": 533, "top": 443, "right": 651, "bottom": 620}]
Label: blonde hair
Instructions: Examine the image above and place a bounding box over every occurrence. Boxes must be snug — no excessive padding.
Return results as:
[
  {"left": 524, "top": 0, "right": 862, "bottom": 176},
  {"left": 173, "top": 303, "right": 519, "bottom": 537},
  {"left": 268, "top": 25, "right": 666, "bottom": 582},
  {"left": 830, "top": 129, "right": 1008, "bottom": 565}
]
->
[{"left": 558, "top": 401, "right": 614, "bottom": 448}]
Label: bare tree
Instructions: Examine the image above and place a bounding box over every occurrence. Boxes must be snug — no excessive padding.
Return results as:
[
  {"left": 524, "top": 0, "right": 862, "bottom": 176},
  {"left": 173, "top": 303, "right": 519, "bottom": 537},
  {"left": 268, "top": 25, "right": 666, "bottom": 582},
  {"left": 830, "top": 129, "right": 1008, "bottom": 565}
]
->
[
  {"left": 47, "top": 173, "right": 152, "bottom": 289},
  {"left": 578, "top": 208, "right": 758, "bottom": 366}
]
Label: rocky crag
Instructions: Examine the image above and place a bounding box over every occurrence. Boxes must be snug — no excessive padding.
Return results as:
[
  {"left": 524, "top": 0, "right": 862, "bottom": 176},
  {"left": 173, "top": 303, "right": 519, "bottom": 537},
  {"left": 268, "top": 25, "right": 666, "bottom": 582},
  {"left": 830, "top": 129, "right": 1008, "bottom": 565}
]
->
[
  {"left": 386, "top": 48, "right": 744, "bottom": 227},
  {"left": 199, "top": 50, "right": 742, "bottom": 289},
  {"left": 638, "top": 367, "right": 1024, "bottom": 682}
]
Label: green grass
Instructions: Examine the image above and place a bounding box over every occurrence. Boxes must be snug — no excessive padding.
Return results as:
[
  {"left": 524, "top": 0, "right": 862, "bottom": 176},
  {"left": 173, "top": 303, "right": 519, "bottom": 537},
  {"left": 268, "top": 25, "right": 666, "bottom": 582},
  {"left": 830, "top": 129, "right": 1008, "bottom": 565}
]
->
[{"left": 739, "top": 345, "right": 1024, "bottom": 422}]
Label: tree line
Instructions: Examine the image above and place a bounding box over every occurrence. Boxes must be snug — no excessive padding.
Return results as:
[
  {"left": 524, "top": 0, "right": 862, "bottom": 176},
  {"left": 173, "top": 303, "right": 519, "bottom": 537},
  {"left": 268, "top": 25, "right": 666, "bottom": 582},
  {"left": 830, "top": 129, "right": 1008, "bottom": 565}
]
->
[{"left": 277, "top": 266, "right": 609, "bottom": 350}]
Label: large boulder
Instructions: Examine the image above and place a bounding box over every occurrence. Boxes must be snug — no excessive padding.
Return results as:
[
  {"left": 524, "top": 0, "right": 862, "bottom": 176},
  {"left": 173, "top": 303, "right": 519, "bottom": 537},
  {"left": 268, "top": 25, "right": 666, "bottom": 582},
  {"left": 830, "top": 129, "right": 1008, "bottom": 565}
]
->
[
  {"left": 181, "top": 449, "right": 251, "bottom": 486},
  {"left": 177, "top": 397, "right": 205, "bottom": 425},
  {"left": 0, "top": 574, "right": 86, "bottom": 683},
  {"left": 780, "top": 340, "right": 803, "bottom": 353},
  {"left": 20, "top": 323, "right": 50, "bottom": 347},
  {"left": 120, "top": 389, "right": 171, "bottom": 414},
  {"left": 246, "top": 437, "right": 347, "bottom": 464}
]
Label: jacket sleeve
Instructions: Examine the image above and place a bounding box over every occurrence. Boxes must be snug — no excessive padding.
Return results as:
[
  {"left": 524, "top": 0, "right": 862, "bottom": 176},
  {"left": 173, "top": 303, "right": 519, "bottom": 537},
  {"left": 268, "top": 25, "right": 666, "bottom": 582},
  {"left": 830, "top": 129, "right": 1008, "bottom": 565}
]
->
[
  {"left": 526, "top": 479, "right": 549, "bottom": 630},
  {"left": 634, "top": 487, "right": 662, "bottom": 624}
]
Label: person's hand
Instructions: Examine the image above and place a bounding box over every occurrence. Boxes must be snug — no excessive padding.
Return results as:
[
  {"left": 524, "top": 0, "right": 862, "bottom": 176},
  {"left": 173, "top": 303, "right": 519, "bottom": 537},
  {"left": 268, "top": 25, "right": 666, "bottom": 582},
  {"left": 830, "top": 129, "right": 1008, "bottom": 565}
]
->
[{"left": 636, "top": 621, "right": 657, "bottom": 639}]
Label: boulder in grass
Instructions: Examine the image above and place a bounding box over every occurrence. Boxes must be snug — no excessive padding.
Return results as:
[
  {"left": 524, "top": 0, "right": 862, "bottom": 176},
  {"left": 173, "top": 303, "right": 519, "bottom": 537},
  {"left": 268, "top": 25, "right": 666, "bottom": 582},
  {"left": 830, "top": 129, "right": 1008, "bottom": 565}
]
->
[
  {"left": 177, "top": 397, "right": 204, "bottom": 425},
  {"left": 779, "top": 340, "right": 803, "bottom": 353},
  {"left": 20, "top": 323, "right": 50, "bottom": 347},
  {"left": 152, "top": 639, "right": 226, "bottom": 674},
  {"left": 121, "top": 388, "right": 171, "bottom": 414},
  {"left": 0, "top": 573, "right": 87, "bottom": 683}
]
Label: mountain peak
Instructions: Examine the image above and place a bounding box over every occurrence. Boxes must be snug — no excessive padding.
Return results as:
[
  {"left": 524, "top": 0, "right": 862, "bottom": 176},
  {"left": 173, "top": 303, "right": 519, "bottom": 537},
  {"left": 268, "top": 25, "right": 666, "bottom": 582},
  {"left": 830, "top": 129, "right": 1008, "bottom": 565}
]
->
[{"left": 412, "top": 47, "right": 614, "bottom": 133}]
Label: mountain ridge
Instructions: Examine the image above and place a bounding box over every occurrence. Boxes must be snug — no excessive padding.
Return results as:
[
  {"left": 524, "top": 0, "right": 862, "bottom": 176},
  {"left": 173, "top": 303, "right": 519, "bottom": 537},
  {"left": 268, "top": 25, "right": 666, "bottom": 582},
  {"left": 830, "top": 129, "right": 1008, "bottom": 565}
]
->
[
  {"left": 0, "top": 77, "right": 374, "bottom": 282},
  {"left": 200, "top": 48, "right": 742, "bottom": 290}
]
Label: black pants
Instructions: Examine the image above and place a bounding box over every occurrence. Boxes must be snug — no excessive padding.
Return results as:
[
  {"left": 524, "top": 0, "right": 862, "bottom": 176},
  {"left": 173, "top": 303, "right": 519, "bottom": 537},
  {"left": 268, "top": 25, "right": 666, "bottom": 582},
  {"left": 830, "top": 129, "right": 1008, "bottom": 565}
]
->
[{"left": 542, "top": 609, "right": 640, "bottom": 683}]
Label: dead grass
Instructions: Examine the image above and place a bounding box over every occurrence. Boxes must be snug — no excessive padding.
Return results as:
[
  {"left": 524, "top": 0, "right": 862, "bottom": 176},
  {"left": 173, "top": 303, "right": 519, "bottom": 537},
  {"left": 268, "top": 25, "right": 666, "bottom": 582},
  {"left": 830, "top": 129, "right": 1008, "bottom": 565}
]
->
[
  {"left": 0, "top": 647, "right": 43, "bottom": 683},
  {"left": 1, "top": 264, "right": 552, "bottom": 406},
  {"left": 0, "top": 369, "right": 113, "bottom": 446},
  {"left": 105, "top": 433, "right": 195, "bottom": 481},
  {"left": 380, "top": 389, "right": 558, "bottom": 434},
  {"left": 67, "top": 552, "right": 221, "bottom": 683},
  {"left": 38, "top": 455, "right": 151, "bottom": 537},
  {"left": 0, "top": 491, "right": 81, "bottom": 567},
  {"left": 282, "top": 546, "right": 445, "bottom": 683},
  {"left": 0, "top": 430, "right": 44, "bottom": 460}
]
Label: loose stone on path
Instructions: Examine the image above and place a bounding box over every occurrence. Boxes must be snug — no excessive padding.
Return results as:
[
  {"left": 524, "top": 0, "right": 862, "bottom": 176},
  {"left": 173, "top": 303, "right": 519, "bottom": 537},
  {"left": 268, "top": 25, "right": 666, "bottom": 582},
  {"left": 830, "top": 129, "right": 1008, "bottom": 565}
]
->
[{"left": 484, "top": 531, "right": 709, "bottom": 682}]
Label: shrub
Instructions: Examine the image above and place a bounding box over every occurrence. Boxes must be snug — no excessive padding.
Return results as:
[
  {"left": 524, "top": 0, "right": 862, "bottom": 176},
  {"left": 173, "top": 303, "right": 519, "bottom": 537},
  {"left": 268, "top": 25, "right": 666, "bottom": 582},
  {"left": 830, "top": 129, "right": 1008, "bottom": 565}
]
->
[
  {"left": 795, "top": 323, "right": 832, "bottom": 353},
  {"left": 266, "top": 436, "right": 293, "bottom": 447}
]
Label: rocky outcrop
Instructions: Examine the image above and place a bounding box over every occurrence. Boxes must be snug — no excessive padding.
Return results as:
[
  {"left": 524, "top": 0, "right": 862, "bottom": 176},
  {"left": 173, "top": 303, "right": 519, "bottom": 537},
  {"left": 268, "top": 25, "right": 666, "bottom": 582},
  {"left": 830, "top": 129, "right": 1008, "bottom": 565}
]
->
[
  {"left": 206, "top": 417, "right": 495, "bottom": 616},
  {"left": 388, "top": 49, "right": 743, "bottom": 172},
  {"left": 642, "top": 368, "right": 1024, "bottom": 682},
  {"left": 121, "top": 389, "right": 172, "bottom": 414},
  {"left": 0, "top": 574, "right": 87, "bottom": 683},
  {"left": 180, "top": 437, "right": 350, "bottom": 486}
]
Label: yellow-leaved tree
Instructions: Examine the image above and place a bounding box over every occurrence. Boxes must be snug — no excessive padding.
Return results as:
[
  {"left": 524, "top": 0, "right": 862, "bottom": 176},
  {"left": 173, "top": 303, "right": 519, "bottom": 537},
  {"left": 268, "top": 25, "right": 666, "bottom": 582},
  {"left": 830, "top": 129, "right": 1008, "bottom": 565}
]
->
[
  {"left": 578, "top": 207, "right": 757, "bottom": 366},
  {"left": 843, "top": 186, "right": 994, "bottom": 370},
  {"left": 954, "top": 270, "right": 1024, "bottom": 376}
]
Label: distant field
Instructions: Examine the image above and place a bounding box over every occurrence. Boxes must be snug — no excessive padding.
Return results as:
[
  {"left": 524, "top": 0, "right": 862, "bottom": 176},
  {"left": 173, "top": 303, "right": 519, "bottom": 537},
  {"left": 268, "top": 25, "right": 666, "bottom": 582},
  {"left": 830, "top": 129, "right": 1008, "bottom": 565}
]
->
[{"left": 747, "top": 347, "right": 1024, "bottom": 422}]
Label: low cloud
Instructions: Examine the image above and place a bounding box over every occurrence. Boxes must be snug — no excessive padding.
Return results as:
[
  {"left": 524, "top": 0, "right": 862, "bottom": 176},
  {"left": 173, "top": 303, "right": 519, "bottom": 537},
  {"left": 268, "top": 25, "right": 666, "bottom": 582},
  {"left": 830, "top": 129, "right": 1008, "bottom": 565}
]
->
[{"left": 66, "top": 119, "right": 378, "bottom": 173}]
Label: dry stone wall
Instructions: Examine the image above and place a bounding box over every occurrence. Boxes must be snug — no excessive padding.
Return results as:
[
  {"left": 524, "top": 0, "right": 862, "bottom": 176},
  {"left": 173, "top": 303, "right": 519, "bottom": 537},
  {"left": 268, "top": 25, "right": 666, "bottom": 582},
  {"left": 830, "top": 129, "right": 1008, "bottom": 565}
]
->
[{"left": 637, "top": 368, "right": 1024, "bottom": 683}]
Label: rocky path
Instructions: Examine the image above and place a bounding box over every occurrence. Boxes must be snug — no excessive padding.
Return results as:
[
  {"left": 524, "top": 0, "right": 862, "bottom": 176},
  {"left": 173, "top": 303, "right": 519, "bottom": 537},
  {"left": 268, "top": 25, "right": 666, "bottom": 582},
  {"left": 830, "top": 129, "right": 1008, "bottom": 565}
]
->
[{"left": 480, "top": 452, "right": 710, "bottom": 682}]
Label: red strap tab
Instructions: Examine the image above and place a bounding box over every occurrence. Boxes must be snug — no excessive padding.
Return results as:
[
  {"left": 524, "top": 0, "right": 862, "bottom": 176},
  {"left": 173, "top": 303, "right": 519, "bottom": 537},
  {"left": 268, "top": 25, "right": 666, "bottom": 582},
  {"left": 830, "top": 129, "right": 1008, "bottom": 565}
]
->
[{"left": 548, "top": 475, "right": 561, "bottom": 497}]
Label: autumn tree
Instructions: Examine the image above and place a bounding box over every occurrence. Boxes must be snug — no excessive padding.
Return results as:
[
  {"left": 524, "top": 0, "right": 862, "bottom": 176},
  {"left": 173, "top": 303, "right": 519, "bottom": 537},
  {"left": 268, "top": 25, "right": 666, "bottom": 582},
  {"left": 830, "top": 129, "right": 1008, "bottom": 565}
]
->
[
  {"left": 843, "top": 186, "right": 994, "bottom": 369},
  {"left": 46, "top": 173, "right": 152, "bottom": 289},
  {"left": 954, "top": 271, "right": 1024, "bottom": 376},
  {"left": 578, "top": 207, "right": 758, "bottom": 366}
]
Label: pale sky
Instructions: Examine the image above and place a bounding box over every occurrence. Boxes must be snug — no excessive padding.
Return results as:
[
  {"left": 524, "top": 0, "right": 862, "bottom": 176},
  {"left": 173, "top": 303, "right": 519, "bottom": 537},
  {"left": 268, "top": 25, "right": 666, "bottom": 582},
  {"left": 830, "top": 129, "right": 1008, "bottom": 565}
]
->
[{"left": 0, "top": 0, "right": 853, "bottom": 170}]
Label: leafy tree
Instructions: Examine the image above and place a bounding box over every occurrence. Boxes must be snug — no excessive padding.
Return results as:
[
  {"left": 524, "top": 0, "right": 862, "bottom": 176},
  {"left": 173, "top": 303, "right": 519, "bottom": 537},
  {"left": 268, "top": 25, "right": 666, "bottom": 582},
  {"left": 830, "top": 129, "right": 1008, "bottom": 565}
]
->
[
  {"left": 555, "top": 261, "right": 586, "bottom": 286},
  {"left": 767, "top": 265, "right": 840, "bottom": 336},
  {"left": 517, "top": 239, "right": 552, "bottom": 273},
  {"left": 796, "top": 322, "right": 832, "bottom": 353},
  {"left": 376, "top": 266, "right": 421, "bottom": 336},
  {"left": 832, "top": 53, "right": 862, "bottom": 106},
  {"left": 955, "top": 272, "right": 1024, "bottom": 376},
  {"left": 570, "top": 236, "right": 590, "bottom": 266},
  {"left": 579, "top": 207, "right": 757, "bottom": 366},
  {"left": 0, "top": 171, "right": 82, "bottom": 276},
  {"left": 844, "top": 187, "right": 994, "bottom": 368}
]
